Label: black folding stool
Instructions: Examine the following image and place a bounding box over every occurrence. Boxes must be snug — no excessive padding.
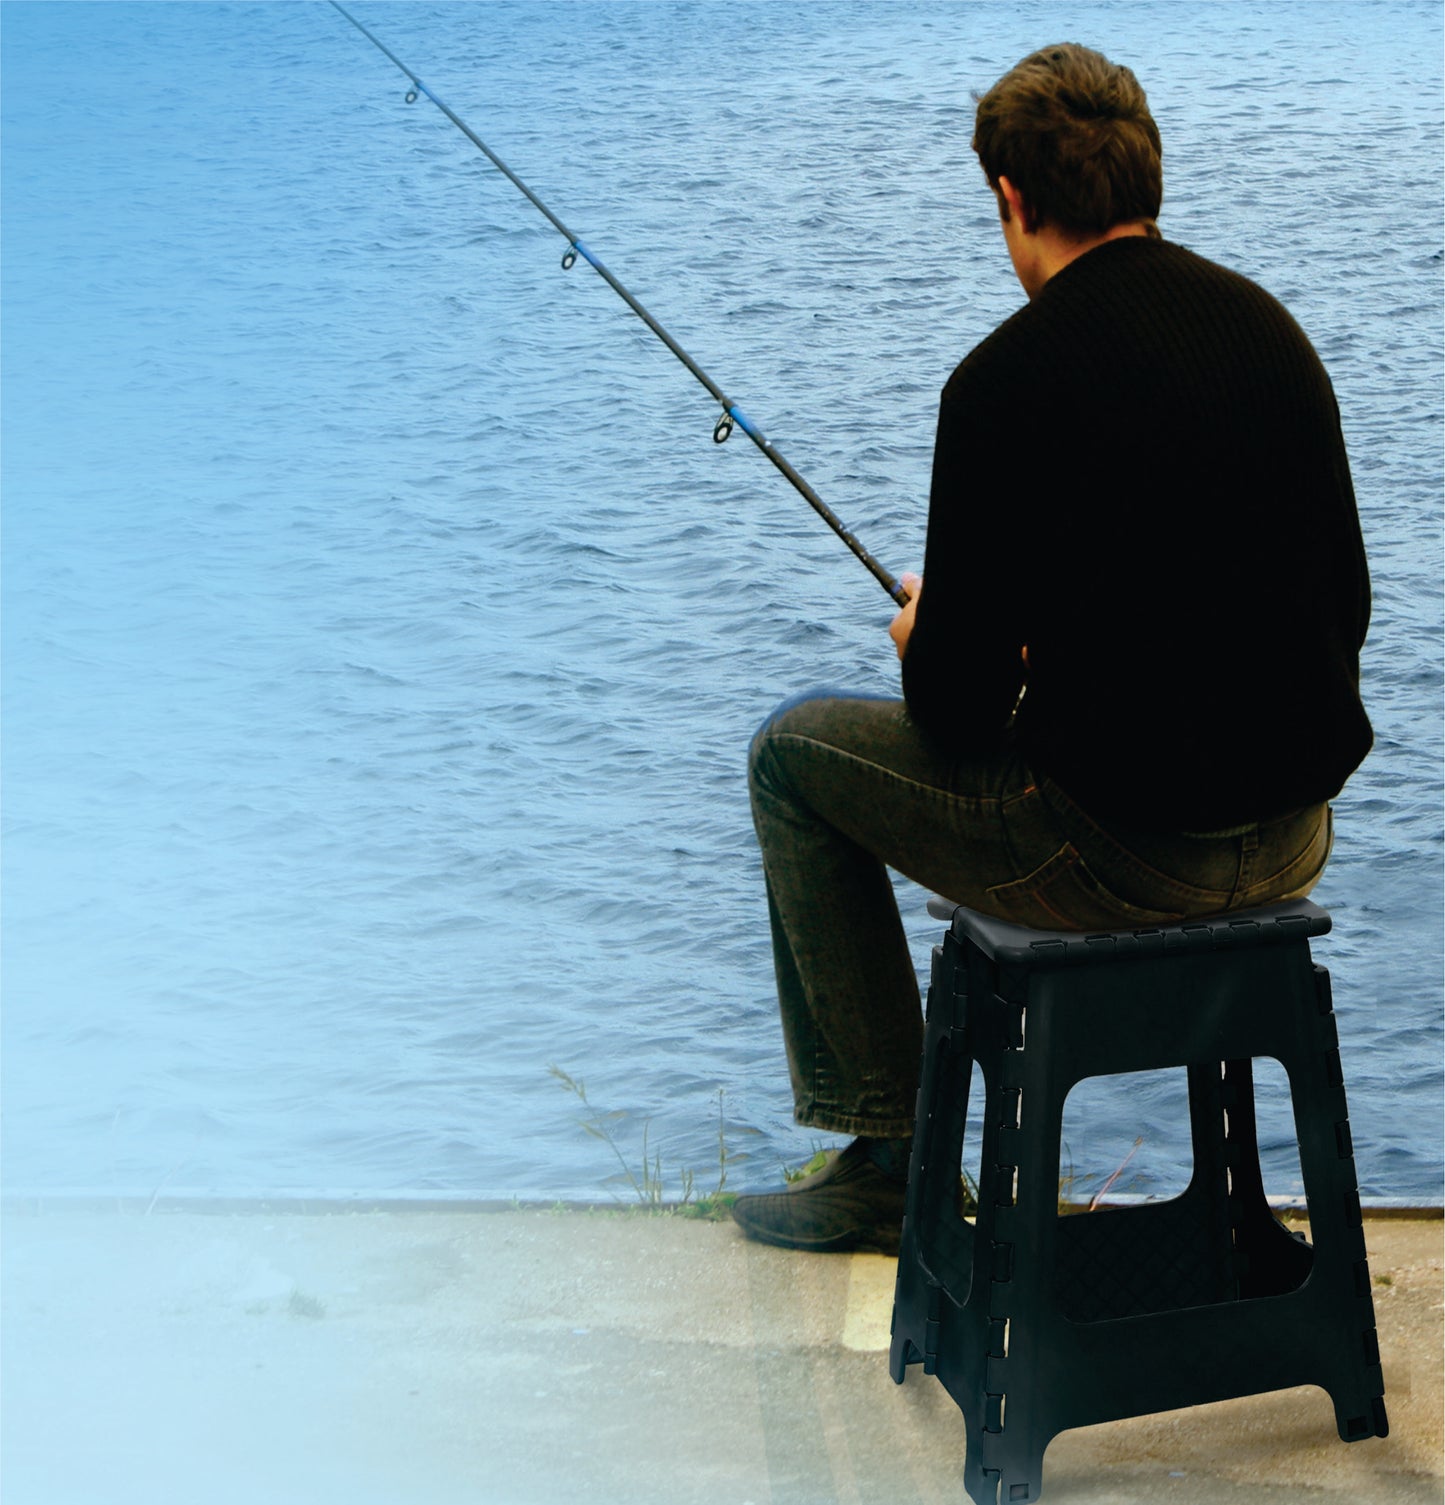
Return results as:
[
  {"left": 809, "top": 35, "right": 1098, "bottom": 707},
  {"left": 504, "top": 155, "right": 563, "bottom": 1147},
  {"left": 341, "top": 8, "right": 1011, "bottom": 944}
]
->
[{"left": 889, "top": 898, "right": 1387, "bottom": 1505}]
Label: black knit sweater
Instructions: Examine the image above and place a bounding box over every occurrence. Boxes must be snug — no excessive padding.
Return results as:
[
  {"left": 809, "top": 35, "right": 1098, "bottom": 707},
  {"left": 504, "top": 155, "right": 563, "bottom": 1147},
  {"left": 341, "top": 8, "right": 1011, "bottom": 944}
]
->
[{"left": 901, "top": 236, "right": 1372, "bottom": 831}]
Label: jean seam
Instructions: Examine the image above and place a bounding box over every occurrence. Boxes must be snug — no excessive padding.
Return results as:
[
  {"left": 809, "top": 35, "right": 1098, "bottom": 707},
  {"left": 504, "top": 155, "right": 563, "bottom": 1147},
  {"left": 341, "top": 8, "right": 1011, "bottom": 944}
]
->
[
  {"left": 1237, "top": 820, "right": 1329, "bottom": 903},
  {"left": 1044, "top": 825, "right": 1234, "bottom": 912},
  {"left": 1037, "top": 775, "right": 1330, "bottom": 912},
  {"left": 765, "top": 730, "right": 1009, "bottom": 811}
]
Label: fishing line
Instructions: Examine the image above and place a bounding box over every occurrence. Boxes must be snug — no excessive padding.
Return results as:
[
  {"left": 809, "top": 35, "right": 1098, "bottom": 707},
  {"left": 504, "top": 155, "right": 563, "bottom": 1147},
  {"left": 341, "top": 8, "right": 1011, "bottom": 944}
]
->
[{"left": 329, "top": 1, "right": 908, "bottom": 605}]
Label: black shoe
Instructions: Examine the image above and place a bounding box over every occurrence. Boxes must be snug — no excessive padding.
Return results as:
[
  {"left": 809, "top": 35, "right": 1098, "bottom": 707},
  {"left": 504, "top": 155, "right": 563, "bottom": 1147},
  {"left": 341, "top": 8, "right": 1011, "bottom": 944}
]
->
[{"left": 730, "top": 1139, "right": 907, "bottom": 1254}]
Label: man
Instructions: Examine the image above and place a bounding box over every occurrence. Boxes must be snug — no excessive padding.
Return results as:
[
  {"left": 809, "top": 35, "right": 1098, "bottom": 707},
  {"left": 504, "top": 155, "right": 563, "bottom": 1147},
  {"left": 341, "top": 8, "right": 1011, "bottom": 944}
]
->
[{"left": 730, "top": 43, "right": 1372, "bottom": 1255}]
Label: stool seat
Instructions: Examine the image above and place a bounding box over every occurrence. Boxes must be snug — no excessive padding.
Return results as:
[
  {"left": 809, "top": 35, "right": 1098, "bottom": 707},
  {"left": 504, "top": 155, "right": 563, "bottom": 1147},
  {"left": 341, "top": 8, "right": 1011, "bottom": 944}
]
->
[{"left": 889, "top": 898, "right": 1386, "bottom": 1505}]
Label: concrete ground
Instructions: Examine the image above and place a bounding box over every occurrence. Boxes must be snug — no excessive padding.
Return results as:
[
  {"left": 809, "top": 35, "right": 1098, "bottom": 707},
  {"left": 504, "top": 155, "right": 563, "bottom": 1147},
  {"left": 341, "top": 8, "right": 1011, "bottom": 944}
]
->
[{"left": 1, "top": 1202, "right": 1439, "bottom": 1505}]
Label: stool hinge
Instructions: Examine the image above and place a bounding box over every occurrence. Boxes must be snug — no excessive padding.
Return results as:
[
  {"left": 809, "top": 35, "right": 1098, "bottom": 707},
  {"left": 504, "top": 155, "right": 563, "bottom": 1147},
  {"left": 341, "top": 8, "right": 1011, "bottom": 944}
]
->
[
  {"left": 979, "top": 1397, "right": 1009, "bottom": 1474},
  {"left": 982, "top": 1392, "right": 1005, "bottom": 1437},
  {"left": 922, "top": 1281, "right": 942, "bottom": 1373},
  {"left": 994, "top": 1162, "right": 1018, "bottom": 1209},
  {"left": 1313, "top": 962, "right": 1334, "bottom": 1014},
  {"left": 993, "top": 993, "right": 1026, "bottom": 1048},
  {"left": 981, "top": 1314, "right": 1013, "bottom": 1466},
  {"left": 1351, "top": 1258, "right": 1371, "bottom": 1299},
  {"left": 923, "top": 946, "right": 944, "bottom": 1027},
  {"left": 1361, "top": 1326, "right": 1381, "bottom": 1368},
  {"left": 950, "top": 972, "right": 971, "bottom": 1031},
  {"left": 987, "top": 1316, "right": 1008, "bottom": 1357},
  {"left": 990, "top": 1240, "right": 1015, "bottom": 1284},
  {"left": 951, "top": 949, "right": 970, "bottom": 1001}
]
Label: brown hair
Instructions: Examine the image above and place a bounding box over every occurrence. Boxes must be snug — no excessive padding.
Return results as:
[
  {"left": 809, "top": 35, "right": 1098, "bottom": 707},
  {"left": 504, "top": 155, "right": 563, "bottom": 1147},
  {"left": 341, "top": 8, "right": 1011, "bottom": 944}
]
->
[{"left": 972, "top": 44, "right": 1162, "bottom": 237}]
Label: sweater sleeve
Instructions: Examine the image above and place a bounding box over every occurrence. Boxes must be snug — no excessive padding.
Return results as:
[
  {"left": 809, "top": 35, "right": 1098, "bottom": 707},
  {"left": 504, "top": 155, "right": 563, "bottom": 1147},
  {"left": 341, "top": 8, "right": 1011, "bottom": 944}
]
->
[{"left": 900, "top": 361, "right": 1027, "bottom": 751}]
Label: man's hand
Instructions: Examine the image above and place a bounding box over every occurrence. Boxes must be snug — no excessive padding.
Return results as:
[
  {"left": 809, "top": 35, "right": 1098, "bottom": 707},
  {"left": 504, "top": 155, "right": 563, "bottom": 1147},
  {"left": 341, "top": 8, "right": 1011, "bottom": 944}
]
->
[{"left": 889, "top": 573, "right": 923, "bottom": 661}]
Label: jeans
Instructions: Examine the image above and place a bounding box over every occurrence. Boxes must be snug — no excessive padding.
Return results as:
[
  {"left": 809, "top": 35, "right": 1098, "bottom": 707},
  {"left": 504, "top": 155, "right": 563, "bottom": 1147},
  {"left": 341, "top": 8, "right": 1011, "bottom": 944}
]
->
[{"left": 748, "top": 691, "right": 1333, "bottom": 1139}]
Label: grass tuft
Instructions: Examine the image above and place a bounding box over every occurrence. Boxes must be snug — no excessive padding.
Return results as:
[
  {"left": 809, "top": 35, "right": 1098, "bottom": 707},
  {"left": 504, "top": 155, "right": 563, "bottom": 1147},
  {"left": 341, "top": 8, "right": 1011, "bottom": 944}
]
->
[{"left": 550, "top": 1064, "right": 740, "bottom": 1217}]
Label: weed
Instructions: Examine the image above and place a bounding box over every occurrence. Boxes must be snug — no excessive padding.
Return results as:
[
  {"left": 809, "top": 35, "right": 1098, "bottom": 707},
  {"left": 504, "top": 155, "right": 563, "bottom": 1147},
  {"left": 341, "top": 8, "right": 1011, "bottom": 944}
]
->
[
  {"left": 551, "top": 1066, "right": 1135, "bottom": 1224},
  {"left": 1058, "top": 1135, "right": 1149, "bottom": 1214},
  {"left": 783, "top": 1147, "right": 831, "bottom": 1183},
  {"left": 287, "top": 1290, "right": 326, "bottom": 1321},
  {"left": 549, "top": 1064, "right": 739, "bottom": 1215},
  {"left": 959, "top": 1166, "right": 980, "bottom": 1218},
  {"left": 1087, "top": 1135, "right": 1144, "bottom": 1211}
]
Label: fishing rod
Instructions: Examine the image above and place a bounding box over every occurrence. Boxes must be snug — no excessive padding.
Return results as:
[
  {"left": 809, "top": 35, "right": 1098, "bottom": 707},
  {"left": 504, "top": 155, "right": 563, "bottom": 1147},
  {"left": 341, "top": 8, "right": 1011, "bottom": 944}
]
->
[{"left": 329, "top": 1, "right": 908, "bottom": 605}]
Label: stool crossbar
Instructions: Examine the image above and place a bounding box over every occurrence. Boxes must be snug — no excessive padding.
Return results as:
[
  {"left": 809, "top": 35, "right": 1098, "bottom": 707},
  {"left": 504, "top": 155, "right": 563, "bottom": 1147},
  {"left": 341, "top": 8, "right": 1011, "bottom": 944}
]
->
[{"left": 889, "top": 898, "right": 1387, "bottom": 1505}]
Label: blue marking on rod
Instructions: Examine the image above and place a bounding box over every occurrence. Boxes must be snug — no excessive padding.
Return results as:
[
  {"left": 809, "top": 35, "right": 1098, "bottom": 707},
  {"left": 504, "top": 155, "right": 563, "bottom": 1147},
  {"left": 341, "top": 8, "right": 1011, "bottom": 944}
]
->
[
  {"left": 728, "top": 406, "right": 770, "bottom": 448},
  {"left": 572, "top": 239, "right": 601, "bottom": 270}
]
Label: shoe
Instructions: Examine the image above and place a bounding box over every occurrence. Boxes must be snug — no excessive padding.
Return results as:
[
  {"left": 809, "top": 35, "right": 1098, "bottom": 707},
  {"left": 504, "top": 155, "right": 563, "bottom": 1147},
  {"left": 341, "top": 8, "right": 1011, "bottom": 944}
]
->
[{"left": 730, "top": 1139, "right": 907, "bottom": 1254}]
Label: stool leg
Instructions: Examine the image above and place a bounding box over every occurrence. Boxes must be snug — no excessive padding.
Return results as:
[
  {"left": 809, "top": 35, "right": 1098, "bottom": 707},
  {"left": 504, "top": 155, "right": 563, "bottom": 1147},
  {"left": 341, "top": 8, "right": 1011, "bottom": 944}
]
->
[
  {"left": 1285, "top": 964, "right": 1389, "bottom": 1441},
  {"left": 1219, "top": 1056, "right": 1315, "bottom": 1299},
  {"left": 893, "top": 937, "right": 977, "bottom": 1382}
]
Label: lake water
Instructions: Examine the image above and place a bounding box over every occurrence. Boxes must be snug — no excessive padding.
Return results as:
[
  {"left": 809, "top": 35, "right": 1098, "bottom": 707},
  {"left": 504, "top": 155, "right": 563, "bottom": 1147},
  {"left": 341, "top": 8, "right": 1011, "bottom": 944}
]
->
[{"left": 3, "top": 0, "right": 1441, "bottom": 1207}]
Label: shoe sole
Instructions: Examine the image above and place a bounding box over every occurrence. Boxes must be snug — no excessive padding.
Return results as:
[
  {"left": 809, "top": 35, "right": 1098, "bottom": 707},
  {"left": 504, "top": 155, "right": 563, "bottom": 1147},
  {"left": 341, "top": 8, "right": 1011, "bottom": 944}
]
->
[{"left": 731, "top": 1208, "right": 901, "bottom": 1256}]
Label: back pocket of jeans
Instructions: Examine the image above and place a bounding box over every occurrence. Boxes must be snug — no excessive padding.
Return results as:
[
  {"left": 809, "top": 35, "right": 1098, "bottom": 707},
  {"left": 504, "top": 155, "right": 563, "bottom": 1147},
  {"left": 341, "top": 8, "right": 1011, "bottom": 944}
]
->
[{"left": 984, "top": 843, "right": 1187, "bottom": 932}]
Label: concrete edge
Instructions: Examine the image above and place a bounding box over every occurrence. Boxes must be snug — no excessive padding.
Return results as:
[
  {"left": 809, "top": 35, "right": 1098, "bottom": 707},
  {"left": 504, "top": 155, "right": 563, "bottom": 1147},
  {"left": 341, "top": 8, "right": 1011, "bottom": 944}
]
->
[{"left": 3, "top": 1190, "right": 1441, "bottom": 1218}]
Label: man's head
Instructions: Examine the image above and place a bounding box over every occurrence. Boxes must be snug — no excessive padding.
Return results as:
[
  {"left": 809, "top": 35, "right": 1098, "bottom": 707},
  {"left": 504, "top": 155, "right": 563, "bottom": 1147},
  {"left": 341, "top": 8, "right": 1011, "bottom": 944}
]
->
[{"left": 973, "top": 44, "right": 1162, "bottom": 240}]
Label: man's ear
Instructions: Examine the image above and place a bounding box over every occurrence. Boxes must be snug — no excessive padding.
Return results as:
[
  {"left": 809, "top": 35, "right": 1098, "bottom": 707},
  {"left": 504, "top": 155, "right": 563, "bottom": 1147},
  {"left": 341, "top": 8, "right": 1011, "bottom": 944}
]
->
[{"left": 997, "top": 175, "right": 1034, "bottom": 234}]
